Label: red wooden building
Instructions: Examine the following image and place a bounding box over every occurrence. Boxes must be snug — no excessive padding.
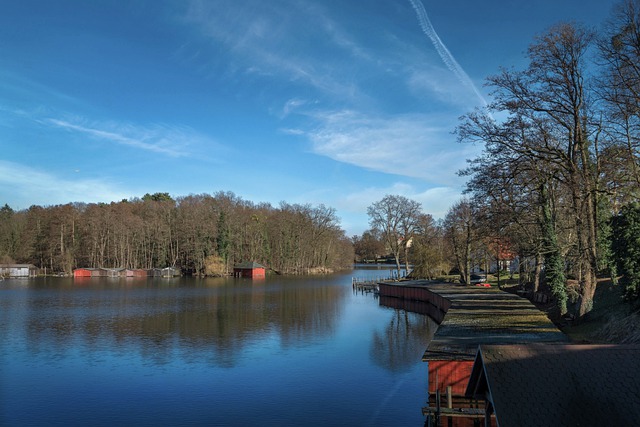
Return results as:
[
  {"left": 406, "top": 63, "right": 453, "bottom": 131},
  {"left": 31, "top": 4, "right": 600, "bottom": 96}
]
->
[
  {"left": 73, "top": 268, "right": 94, "bottom": 278},
  {"left": 233, "top": 262, "right": 266, "bottom": 278}
]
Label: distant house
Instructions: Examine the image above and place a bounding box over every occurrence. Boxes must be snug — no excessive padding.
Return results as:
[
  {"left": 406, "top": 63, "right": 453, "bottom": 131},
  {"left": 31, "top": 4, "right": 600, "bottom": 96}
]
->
[
  {"left": 0, "top": 264, "right": 37, "bottom": 278},
  {"left": 465, "top": 344, "right": 640, "bottom": 426},
  {"left": 233, "top": 262, "right": 266, "bottom": 278}
]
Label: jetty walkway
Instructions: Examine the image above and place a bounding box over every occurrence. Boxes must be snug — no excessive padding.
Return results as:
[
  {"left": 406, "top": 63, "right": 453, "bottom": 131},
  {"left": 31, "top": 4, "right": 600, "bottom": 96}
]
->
[
  {"left": 377, "top": 280, "right": 567, "bottom": 424},
  {"left": 379, "top": 280, "right": 567, "bottom": 358},
  {"left": 352, "top": 277, "right": 381, "bottom": 293},
  {"left": 423, "top": 282, "right": 566, "bottom": 360}
]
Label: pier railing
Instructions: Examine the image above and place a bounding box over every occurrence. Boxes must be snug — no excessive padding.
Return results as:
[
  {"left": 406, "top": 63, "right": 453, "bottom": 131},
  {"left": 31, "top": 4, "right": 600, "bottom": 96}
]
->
[
  {"left": 351, "top": 277, "right": 383, "bottom": 293},
  {"left": 351, "top": 269, "right": 411, "bottom": 293}
]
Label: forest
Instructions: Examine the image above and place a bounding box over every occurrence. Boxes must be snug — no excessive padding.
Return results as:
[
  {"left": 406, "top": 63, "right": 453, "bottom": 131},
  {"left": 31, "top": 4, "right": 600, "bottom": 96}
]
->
[{"left": 0, "top": 191, "right": 354, "bottom": 276}]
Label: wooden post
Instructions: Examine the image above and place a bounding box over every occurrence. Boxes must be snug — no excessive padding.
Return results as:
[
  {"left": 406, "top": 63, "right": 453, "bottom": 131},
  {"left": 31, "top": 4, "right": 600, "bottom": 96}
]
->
[
  {"left": 447, "top": 386, "right": 453, "bottom": 427},
  {"left": 435, "top": 389, "right": 440, "bottom": 427}
]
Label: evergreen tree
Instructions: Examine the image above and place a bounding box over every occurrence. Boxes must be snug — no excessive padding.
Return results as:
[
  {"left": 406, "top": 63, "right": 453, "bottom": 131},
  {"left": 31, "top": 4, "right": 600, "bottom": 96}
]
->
[
  {"left": 540, "top": 185, "right": 568, "bottom": 314},
  {"left": 611, "top": 203, "right": 640, "bottom": 301}
]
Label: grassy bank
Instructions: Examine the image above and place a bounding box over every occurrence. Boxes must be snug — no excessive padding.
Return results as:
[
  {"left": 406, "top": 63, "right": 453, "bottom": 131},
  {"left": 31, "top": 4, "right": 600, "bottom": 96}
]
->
[{"left": 561, "top": 279, "right": 640, "bottom": 344}]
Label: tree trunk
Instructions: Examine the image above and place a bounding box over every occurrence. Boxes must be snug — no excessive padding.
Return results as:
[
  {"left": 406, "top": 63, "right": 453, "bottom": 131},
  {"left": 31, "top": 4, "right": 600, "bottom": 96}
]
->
[
  {"left": 403, "top": 244, "right": 411, "bottom": 277},
  {"left": 577, "top": 180, "right": 599, "bottom": 317},
  {"left": 533, "top": 252, "right": 543, "bottom": 293}
]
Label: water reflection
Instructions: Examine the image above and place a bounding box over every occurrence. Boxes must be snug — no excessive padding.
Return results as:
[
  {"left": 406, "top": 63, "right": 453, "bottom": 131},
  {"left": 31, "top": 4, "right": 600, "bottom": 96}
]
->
[
  {"left": 370, "top": 308, "right": 436, "bottom": 373},
  {"left": 1, "top": 270, "right": 433, "bottom": 427},
  {"left": 22, "top": 277, "right": 346, "bottom": 367}
]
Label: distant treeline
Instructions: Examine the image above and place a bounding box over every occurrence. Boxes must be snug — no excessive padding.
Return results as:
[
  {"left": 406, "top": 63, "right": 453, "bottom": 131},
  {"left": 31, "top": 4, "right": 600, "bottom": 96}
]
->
[{"left": 0, "top": 191, "right": 354, "bottom": 276}]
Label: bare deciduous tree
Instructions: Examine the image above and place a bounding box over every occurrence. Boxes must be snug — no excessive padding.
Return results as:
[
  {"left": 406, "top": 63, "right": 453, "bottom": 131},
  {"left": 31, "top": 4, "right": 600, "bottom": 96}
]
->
[{"left": 367, "top": 195, "right": 423, "bottom": 276}]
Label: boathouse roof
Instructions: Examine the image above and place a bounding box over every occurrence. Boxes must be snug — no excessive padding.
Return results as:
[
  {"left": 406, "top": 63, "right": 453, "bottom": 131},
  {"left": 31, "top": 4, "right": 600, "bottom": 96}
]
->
[
  {"left": 234, "top": 261, "right": 265, "bottom": 270},
  {"left": 465, "top": 344, "right": 640, "bottom": 426},
  {"left": 0, "top": 264, "right": 36, "bottom": 268}
]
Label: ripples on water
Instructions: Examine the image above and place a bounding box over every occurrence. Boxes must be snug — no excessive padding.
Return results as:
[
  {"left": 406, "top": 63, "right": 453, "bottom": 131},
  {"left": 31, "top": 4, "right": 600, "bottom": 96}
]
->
[{"left": 0, "top": 268, "right": 436, "bottom": 426}]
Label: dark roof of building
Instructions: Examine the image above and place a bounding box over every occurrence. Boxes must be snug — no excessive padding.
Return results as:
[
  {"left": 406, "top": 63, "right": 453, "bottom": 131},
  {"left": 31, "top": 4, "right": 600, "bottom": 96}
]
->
[
  {"left": 0, "top": 264, "right": 36, "bottom": 268},
  {"left": 466, "top": 344, "right": 640, "bottom": 426},
  {"left": 234, "top": 261, "right": 266, "bottom": 269}
]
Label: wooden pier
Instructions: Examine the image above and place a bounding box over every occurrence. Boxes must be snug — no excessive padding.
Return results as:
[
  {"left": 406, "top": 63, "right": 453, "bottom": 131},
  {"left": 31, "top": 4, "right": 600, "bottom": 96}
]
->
[
  {"left": 352, "top": 277, "right": 383, "bottom": 293},
  {"left": 377, "top": 280, "right": 567, "bottom": 426}
]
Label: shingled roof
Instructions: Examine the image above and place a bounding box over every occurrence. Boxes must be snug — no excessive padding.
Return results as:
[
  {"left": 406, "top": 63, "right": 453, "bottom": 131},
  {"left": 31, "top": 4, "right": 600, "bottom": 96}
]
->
[
  {"left": 234, "top": 261, "right": 266, "bottom": 269},
  {"left": 465, "top": 344, "right": 640, "bottom": 426}
]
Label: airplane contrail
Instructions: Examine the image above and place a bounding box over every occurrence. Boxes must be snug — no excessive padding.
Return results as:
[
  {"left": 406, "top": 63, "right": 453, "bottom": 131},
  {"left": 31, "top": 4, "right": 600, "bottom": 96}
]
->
[{"left": 408, "top": 0, "right": 487, "bottom": 107}]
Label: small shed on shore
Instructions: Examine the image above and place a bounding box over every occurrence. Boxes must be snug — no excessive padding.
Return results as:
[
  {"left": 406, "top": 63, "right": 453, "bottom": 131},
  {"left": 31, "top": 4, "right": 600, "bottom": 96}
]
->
[
  {"left": 233, "top": 262, "right": 266, "bottom": 278},
  {"left": 73, "top": 268, "right": 93, "bottom": 278},
  {"left": 0, "top": 264, "right": 37, "bottom": 278},
  {"left": 125, "top": 269, "right": 148, "bottom": 277},
  {"left": 161, "top": 267, "right": 180, "bottom": 277},
  {"left": 99, "top": 268, "right": 126, "bottom": 277},
  {"left": 465, "top": 344, "right": 640, "bottom": 426},
  {"left": 91, "top": 268, "right": 106, "bottom": 277}
]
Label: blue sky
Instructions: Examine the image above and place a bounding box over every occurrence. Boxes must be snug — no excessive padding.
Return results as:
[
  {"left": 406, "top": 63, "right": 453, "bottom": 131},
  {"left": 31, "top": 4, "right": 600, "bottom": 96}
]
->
[{"left": 0, "top": 0, "right": 616, "bottom": 235}]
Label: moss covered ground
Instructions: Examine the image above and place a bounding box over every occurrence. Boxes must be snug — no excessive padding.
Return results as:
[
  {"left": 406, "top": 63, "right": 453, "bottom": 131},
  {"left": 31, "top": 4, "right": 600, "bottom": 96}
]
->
[
  {"left": 562, "top": 279, "right": 640, "bottom": 344},
  {"left": 438, "top": 273, "right": 640, "bottom": 344}
]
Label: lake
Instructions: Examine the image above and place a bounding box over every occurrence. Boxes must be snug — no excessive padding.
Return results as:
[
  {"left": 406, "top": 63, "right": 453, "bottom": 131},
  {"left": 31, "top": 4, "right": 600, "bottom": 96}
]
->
[{"left": 0, "top": 266, "right": 437, "bottom": 426}]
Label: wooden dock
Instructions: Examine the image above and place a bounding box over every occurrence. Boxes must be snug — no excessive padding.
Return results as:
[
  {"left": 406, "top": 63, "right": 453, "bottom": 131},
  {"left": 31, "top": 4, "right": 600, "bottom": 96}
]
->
[
  {"left": 352, "top": 277, "right": 383, "bottom": 293},
  {"left": 421, "top": 282, "right": 567, "bottom": 361},
  {"left": 378, "top": 280, "right": 567, "bottom": 360},
  {"left": 377, "top": 280, "right": 567, "bottom": 425}
]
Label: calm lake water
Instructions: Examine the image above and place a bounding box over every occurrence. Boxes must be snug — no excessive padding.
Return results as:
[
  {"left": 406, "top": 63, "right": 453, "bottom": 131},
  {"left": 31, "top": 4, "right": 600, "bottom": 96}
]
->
[{"left": 0, "top": 266, "right": 437, "bottom": 426}]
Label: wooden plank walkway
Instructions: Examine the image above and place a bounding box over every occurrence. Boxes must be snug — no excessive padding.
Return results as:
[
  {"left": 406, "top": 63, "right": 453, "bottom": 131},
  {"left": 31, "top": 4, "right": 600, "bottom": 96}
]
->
[
  {"left": 425, "top": 282, "right": 568, "bottom": 361},
  {"left": 377, "top": 280, "right": 568, "bottom": 361},
  {"left": 378, "top": 280, "right": 569, "bottom": 425}
]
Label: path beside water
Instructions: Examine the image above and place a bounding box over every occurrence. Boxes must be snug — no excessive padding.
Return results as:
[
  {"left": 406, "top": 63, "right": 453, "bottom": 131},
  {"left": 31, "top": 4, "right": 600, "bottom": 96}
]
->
[
  {"left": 420, "top": 282, "right": 568, "bottom": 361},
  {"left": 379, "top": 280, "right": 567, "bottom": 360},
  {"left": 378, "top": 280, "right": 568, "bottom": 424}
]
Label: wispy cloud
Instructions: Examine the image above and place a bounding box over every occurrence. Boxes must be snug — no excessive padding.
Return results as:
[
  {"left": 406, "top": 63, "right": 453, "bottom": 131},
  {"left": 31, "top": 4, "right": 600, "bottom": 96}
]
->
[
  {"left": 407, "top": 0, "right": 487, "bottom": 107},
  {"left": 279, "top": 98, "right": 310, "bottom": 118},
  {"left": 0, "top": 160, "right": 132, "bottom": 208},
  {"left": 43, "top": 117, "right": 212, "bottom": 158},
  {"left": 182, "top": 0, "right": 481, "bottom": 114},
  {"left": 182, "top": 0, "right": 373, "bottom": 103},
  {"left": 297, "top": 110, "right": 479, "bottom": 185},
  {"left": 406, "top": 65, "right": 478, "bottom": 107},
  {"left": 412, "top": 186, "right": 465, "bottom": 219},
  {"left": 1, "top": 105, "right": 226, "bottom": 160},
  {"left": 0, "top": 69, "right": 88, "bottom": 111}
]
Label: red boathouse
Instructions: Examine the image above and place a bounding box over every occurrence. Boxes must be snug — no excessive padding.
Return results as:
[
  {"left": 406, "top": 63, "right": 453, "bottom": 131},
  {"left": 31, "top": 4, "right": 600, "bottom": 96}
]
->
[
  {"left": 233, "top": 262, "right": 266, "bottom": 278},
  {"left": 73, "top": 268, "right": 93, "bottom": 278}
]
